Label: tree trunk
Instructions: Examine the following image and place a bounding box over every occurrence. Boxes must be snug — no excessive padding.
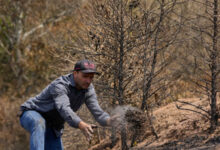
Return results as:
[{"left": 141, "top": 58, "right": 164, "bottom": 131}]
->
[
  {"left": 210, "top": 0, "right": 218, "bottom": 132},
  {"left": 121, "top": 127, "right": 128, "bottom": 150}
]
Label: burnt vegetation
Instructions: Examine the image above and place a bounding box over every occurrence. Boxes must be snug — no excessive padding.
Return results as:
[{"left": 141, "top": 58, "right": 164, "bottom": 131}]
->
[{"left": 125, "top": 109, "right": 147, "bottom": 147}]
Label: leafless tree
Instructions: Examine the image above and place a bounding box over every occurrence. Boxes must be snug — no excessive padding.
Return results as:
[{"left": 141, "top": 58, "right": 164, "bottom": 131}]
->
[
  {"left": 67, "top": 0, "right": 184, "bottom": 148},
  {"left": 66, "top": 0, "right": 144, "bottom": 149},
  {"left": 176, "top": 0, "right": 219, "bottom": 132},
  {"left": 136, "top": 0, "right": 182, "bottom": 143}
]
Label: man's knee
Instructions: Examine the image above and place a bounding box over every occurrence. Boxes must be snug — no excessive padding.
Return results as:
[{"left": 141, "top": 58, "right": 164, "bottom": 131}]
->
[{"left": 32, "top": 117, "right": 46, "bottom": 131}]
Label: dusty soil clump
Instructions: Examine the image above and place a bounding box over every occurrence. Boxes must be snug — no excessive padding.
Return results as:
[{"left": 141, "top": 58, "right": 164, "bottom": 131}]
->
[{"left": 125, "top": 108, "right": 148, "bottom": 146}]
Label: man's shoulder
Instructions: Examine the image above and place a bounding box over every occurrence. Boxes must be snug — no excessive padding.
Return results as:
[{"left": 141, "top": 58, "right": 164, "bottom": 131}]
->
[
  {"left": 50, "top": 74, "right": 72, "bottom": 90},
  {"left": 88, "top": 83, "right": 95, "bottom": 90},
  {"left": 52, "top": 74, "right": 71, "bottom": 85},
  {"left": 85, "top": 84, "right": 96, "bottom": 95}
]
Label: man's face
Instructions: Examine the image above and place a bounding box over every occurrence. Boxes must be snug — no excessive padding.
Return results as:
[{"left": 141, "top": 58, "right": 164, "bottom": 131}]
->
[{"left": 73, "top": 71, "right": 95, "bottom": 89}]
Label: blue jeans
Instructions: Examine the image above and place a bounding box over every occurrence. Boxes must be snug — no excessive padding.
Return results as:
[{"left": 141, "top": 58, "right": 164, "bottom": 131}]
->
[{"left": 20, "top": 110, "right": 64, "bottom": 150}]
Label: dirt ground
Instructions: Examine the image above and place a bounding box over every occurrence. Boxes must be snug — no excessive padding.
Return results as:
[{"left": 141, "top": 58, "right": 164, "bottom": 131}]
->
[
  {"left": 62, "top": 97, "right": 220, "bottom": 150},
  {"left": 132, "top": 97, "right": 220, "bottom": 150}
]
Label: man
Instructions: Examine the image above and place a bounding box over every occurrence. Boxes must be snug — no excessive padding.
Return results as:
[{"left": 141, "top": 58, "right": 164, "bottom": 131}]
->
[{"left": 20, "top": 59, "right": 115, "bottom": 150}]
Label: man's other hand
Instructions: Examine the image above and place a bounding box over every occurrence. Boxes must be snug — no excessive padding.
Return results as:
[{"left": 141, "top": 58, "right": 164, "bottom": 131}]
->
[
  {"left": 106, "top": 115, "right": 120, "bottom": 127},
  {"left": 78, "top": 121, "right": 95, "bottom": 141}
]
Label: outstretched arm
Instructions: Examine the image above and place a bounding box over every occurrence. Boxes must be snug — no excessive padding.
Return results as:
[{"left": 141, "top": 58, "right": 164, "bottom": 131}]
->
[
  {"left": 85, "top": 87, "right": 110, "bottom": 126},
  {"left": 51, "top": 83, "right": 98, "bottom": 141}
]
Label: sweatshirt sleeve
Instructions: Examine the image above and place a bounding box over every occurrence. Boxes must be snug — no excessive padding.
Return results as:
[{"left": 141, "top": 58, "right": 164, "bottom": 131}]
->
[
  {"left": 85, "top": 87, "right": 110, "bottom": 126},
  {"left": 50, "top": 83, "right": 82, "bottom": 128}
]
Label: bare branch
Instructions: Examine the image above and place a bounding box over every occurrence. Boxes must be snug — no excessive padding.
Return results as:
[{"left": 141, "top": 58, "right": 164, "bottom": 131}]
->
[
  {"left": 176, "top": 103, "right": 210, "bottom": 120},
  {"left": 176, "top": 100, "right": 210, "bottom": 114},
  {"left": 22, "top": 10, "right": 73, "bottom": 41}
]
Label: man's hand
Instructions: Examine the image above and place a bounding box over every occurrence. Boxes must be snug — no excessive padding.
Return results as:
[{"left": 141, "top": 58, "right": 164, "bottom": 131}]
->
[
  {"left": 106, "top": 115, "right": 121, "bottom": 127},
  {"left": 78, "top": 121, "right": 96, "bottom": 141}
]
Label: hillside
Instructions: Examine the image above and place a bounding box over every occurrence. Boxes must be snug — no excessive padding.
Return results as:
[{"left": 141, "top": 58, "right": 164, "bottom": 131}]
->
[
  {"left": 84, "top": 97, "right": 220, "bottom": 150},
  {"left": 0, "top": 0, "right": 219, "bottom": 149},
  {"left": 133, "top": 97, "right": 220, "bottom": 150}
]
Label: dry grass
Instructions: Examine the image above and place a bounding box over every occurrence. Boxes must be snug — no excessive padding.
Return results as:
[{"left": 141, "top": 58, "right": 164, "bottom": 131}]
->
[{"left": 0, "top": 96, "right": 29, "bottom": 150}]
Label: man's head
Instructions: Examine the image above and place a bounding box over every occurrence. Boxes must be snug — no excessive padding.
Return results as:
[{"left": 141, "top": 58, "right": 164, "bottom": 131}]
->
[{"left": 73, "top": 60, "right": 99, "bottom": 89}]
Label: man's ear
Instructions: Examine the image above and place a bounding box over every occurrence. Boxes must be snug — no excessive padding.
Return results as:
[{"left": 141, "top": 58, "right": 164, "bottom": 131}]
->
[
  {"left": 73, "top": 71, "right": 77, "bottom": 76},
  {"left": 73, "top": 71, "right": 80, "bottom": 77}
]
